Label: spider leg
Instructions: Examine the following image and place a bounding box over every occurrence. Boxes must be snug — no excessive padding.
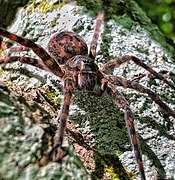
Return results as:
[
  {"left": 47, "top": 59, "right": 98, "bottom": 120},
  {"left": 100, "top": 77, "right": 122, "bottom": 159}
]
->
[
  {"left": 106, "top": 82, "right": 146, "bottom": 180},
  {"left": 0, "top": 28, "right": 64, "bottom": 77},
  {"left": 0, "top": 36, "right": 6, "bottom": 57},
  {"left": 6, "top": 46, "right": 30, "bottom": 56},
  {"left": 49, "top": 78, "right": 73, "bottom": 161},
  {"left": 107, "top": 75, "right": 175, "bottom": 118},
  {"left": 89, "top": 11, "right": 104, "bottom": 59},
  {"left": 0, "top": 36, "right": 6, "bottom": 50},
  {"left": 101, "top": 55, "right": 175, "bottom": 90},
  {"left": 0, "top": 56, "right": 47, "bottom": 71}
]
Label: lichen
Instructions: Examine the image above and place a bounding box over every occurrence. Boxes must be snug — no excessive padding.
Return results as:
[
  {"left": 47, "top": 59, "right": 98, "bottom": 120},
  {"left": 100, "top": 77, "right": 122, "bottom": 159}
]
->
[
  {"left": 0, "top": 1, "right": 175, "bottom": 179},
  {"left": 0, "top": 83, "right": 90, "bottom": 179},
  {"left": 27, "top": 0, "right": 70, "bottom": 13}
]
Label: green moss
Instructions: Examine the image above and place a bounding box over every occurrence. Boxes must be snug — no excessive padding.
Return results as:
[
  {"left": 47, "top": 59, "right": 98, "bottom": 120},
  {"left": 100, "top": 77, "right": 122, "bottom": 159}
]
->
[
  {"left": 0, "top": 50, "right": 5, "bottom": 58},
  {"left": 0, "top": 89, "right": 14, "bottom": 116},
  {"left": 112, "top": 14, "right": 133, "bottom": 30},
  {"left": 0, "top": 66, "right": 3, "bottom": 76},
  {"left": 97, "top": 21, "right": 113, "bottom": 63},
  {"left": 50, "top": 14, "right": 61, "bottom": 28},
  {"left": 27, "top": 0, "right": 70, "bottom": 13},
  {"left": 72, "top": 24, "right": 86, "bottom": 34},
  {"left": 45, "top": 87, "right": 62, "bottom": 111},
  {"left": 92, "top": 153, "right": 133, "bottom": 180},
  {"left": 76, "top": 0, "right": 103, "bottom": 15},
  {"left": 0, "top": 84, "right": 90, "bottom": 179},
  {"left": 104, "top": 167, "right": 120, "bottom": 180},
  {"left": 75, "top": 0, "right": 175, "bottom": 58}
]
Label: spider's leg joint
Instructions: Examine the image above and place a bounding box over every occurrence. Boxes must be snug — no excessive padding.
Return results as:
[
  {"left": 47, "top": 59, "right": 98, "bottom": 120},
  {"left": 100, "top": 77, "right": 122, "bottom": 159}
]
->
[
  {"left": 100, "top": 78, "right": 108, "bottom": 91},
  {"left": 131, "top": 73, "right": 145, "bottom": 83}
]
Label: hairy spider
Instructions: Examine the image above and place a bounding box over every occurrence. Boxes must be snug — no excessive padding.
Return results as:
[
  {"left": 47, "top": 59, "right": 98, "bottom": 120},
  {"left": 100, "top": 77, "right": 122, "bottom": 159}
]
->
[{"left": 0, "top": 11, "right": 175, "bottom": 180}]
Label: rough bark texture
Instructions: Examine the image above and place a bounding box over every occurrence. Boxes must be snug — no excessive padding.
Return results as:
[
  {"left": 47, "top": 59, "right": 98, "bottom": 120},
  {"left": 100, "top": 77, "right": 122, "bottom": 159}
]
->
[{"left": 0, "top": 0, "right": 175, "bottom": 179}]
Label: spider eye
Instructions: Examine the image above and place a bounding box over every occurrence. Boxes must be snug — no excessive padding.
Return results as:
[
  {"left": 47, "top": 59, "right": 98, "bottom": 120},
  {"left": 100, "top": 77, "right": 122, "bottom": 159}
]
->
[{"left": 67, "top": 55, "right": 98, "bottom": 91}]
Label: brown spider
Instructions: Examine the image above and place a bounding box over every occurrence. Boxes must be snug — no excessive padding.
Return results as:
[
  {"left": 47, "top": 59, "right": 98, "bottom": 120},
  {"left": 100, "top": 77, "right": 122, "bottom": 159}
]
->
[{"left": 0, "top": 11, "right": 175, "bottom": 180}]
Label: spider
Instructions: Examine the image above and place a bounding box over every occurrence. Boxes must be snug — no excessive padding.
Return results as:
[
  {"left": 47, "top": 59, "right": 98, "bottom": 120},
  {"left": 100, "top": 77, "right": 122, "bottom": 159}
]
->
[{"left": 0, "top": 10, "right": 175, "bottom": 180}]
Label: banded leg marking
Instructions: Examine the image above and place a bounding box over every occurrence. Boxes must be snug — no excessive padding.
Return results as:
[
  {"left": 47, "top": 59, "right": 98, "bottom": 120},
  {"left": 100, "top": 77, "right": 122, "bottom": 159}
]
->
[
  {"left": 101, "top": 55, "right": 175, "bottom": 89},
  {"left": 49, "top": 78, "right": 73, "bottom": 161},
  {"left": 89, "top": 11, "right": 104, "bottom": 59},
  {"left": 107, "top": 75, "right": 175, "bottom": 118},
  {"left": 0, "top": 28, "right": 63, "bottom": 77},
  {"left": 106, "top": 83, "right": 146, "bottom": 180},
  {"left": 0, "top": 56, "right": 46, "bottom": 70}
]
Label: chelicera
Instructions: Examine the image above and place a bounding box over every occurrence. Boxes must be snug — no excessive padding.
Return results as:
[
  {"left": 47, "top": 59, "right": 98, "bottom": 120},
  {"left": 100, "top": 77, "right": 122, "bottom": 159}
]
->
[{"left": 0, "top": 11, "right": 175, "bottom": 180}]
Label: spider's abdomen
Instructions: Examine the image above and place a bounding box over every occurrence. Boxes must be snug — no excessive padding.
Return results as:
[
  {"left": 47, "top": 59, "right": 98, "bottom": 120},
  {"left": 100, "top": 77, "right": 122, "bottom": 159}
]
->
[
  {"left": 66, "top": 55, "right": 99, "bottom": 91},
  {"left": 48, "top": 31, "right": 88, "bottom": 64}
]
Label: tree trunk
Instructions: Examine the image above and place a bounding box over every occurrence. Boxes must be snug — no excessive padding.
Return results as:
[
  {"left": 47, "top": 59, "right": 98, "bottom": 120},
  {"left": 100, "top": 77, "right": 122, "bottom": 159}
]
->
[{"left": 0, "top": 1, "right": 175, "bottom": 179}]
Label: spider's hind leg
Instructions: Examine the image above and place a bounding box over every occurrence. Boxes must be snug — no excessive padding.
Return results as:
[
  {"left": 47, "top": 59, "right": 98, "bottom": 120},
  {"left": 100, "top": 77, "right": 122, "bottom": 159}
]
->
[
  {"left": 101, "top": 55, "right": 175, "bottom": 90},
  {"left": 0, "top": 41, "right": 47, "bottom": 70}
]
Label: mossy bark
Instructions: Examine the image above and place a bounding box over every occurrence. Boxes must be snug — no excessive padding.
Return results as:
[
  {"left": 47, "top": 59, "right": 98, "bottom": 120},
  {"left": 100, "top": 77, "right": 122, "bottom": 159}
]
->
[{"left": 0, "top": 0, "right": 175, "bottom": 179}]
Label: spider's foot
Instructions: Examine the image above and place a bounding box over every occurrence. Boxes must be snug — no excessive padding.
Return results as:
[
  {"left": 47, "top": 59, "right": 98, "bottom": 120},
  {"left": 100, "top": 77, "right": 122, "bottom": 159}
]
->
[
  {"left": 49, "top": 144, "right": 67, "bottom": 161},
  {"left": 39, "top": 144, "right": 68, "bottom": 166}
]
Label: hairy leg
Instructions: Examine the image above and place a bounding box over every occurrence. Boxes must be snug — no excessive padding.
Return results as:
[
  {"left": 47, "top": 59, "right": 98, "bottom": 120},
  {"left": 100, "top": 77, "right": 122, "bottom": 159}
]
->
[
  {"left": 0, "top": 28, "right": 63, "bottom": 77},
  {"left": 101, "top": 55, "right": 175, "bottom": 89},
  {"left": 49, "top": 78, "right": 73, "bottom": 161},
  {"left": 89, "top": 11, "right": 104, "bottom": 59},
  {"left": 106, "top": 82, "right": 146, "bottom": 180},
  {"left": 0, "top": 56, "right": 47, "bottom": 70},
  {"left": 0, "top": 36, "right": 6, "bottom": 50},
  {"left": 0, "top": 36, "right": 6, "bottom": 57},
  {"left": 6, "top": 46, "right": 30, "bottom": 56},
  {"left": 107, "top": 75, "right": 175, "bottom": 118}
]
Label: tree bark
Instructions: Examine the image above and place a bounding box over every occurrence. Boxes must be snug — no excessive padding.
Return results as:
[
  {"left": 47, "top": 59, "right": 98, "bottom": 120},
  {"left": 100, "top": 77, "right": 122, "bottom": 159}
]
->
[{"left": 0, "top": 1, "right": 175, "bottom": 179}]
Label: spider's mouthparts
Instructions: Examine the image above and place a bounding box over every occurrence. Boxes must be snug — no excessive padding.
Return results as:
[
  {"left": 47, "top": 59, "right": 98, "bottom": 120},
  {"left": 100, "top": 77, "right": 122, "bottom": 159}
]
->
[{"left": 77, "top": 73, "right": 96, "bottom": 91}]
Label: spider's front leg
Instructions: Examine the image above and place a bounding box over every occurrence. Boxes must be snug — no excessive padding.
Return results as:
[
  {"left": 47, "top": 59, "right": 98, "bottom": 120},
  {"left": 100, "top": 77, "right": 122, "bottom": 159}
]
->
[
  {"left": 0, "top": 36, "right": 6, "bottom": 57},
  {"left": 0, "top": 27, "right": 63, "bottom": 77},
  {"left": 106, "top": 82, "right": 146, "bottom": 180},
  {"left": 101, "top": 55, "right": 175, "bottom": 90},
  {"left": 48, "top": 78, "right": 73, "bottom": 162},
  {"left": 0, "top": 37, "right": 47, "bottom": 70},
  {"left": 0, "top": 56, "right": 47, "bottom": 71},
  {"left": 6, "top": 46, "right": 31, "bottom": 56},
  {"left": 0, "top": 36, "right": 6, "bottom": 50},
  {"left": 89, "top": 11, "right": 104, "bottom": 59}
]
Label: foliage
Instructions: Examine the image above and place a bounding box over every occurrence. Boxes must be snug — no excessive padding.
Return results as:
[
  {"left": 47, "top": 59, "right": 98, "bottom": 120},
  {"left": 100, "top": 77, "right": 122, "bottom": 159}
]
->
[{"left": 136, "top": 0, "right": 175, "bottom": 43}]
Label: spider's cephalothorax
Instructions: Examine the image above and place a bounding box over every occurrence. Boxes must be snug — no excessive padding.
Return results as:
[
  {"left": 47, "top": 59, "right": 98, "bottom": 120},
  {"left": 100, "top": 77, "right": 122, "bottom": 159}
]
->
[
  {"left": 48, "top": 31, "right": 88, "bottom": 64},
  {"left": 64, "top": 55, "right": 99, "bottom": 91},
  {"left": 0, "top": 10, "right": 175, "bottom": 180}
]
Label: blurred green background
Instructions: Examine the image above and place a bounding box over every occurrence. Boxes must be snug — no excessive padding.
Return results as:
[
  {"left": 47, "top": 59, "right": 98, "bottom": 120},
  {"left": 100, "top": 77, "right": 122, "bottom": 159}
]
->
[{"left": 136, "top": 0, "right": 175, "bottom": 43}]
